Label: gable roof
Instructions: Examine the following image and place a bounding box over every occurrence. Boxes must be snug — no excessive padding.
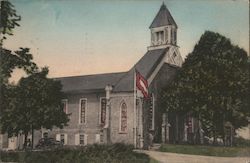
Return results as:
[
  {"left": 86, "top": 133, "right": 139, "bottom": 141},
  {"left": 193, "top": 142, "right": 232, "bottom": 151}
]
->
[
  {"left": 113, "top": 48, "right": 168, "bottom": 92},
  {"left": 56, "top": 72, "right": 126, "bottom": 93},
  {"left": 56, "top": 48, "right": 169, "bottom": 93},
  {"left": 149, "top": 3, "right": 177, "bottom": 28}
]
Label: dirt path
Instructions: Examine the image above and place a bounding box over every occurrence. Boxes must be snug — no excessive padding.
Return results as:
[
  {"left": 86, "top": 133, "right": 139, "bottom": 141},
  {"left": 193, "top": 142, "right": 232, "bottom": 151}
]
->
[{"left": 135, "top": 150, "right": 250, "bottom": 163}]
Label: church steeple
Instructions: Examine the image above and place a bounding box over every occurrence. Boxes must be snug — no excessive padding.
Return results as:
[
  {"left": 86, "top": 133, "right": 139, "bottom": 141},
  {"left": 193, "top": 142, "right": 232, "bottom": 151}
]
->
[
  {"left": 150, "top": 2, "right": 177, "bottom": 28},
  {"left": 149, "top": 3, "right": 178, "bottom": 50}
]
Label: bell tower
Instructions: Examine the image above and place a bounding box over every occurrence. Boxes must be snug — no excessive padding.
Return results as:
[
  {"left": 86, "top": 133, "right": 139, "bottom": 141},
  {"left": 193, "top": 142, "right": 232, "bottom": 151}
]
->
[{"left": 148, "top": 3, "right": 178, "bottom": 50}]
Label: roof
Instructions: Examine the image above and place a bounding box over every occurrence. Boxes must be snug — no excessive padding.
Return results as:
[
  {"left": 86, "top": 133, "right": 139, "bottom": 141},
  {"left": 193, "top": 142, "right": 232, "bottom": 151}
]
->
[
  {"left": 56, "top": 72, "right": 126, "bottom": 93},
  {"left": 56, "top": 48, "right": 169, "bottom": 93},
  {"left": 113, "top": 48, "right": 168, "bottom": 92},
  {"left": 149, "top": 3, "right": 177, "bottom": 28}
]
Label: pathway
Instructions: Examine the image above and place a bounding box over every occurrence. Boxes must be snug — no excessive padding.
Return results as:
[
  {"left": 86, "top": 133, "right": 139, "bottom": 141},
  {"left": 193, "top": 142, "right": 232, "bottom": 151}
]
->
[{"left": 135, "top": 150, "right": 250, "bottom": 163}]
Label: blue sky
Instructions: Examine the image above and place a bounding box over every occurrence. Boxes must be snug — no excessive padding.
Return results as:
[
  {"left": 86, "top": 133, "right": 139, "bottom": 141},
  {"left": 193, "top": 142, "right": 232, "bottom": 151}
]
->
[{"left": 5, "top": 0, "right": 249, "bottom": 80}]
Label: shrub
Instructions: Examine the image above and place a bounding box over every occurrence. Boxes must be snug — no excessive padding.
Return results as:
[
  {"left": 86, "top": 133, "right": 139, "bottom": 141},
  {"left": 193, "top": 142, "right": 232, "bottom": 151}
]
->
[
  {"left": 0, "top": 143, "right": 150, "bottom": 163},
  {"left": 234, "top": 137, "right": 250, "bottom": 147}
]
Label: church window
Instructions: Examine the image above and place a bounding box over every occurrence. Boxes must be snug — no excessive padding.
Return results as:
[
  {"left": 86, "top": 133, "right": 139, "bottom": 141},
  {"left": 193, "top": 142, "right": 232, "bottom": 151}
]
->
[
  {"left": 120, "top": 102, "right": 127, "bottom": 133},
  {"left": 79, "top": 134, "right": 85, "bottom": 145},
  {"left": 165, "top": 29, "right": 168, "bottom": 43},
  {"left": 174, "top": 30, "right": 177, "bottom": 44},
  {"left": 149, "top": 94, "right": 155, "bottom": 130},
  {"left": 171, "top": 28, "right": 176, "bottom": 44},
  {"left": 171, "top": 29, "right": 174, "bottom": 44},
  {"left": 60, "top": 134, "right": 65, "bottom": 144},
  {"left": 79, "top": 98, "right": 87, "bottom": 124},
  {"left": 156, "top": 31, "right": 164, "bottom": 44},
  {"left": 75, "top": 133, "right": 87, "bottom": 145},
  {"left": 100, "top": 97, "right": 107, "bottom": 126},
  {"left": 61, "top": 99, "right": 68, "bottom": 114},
  {"left": 56, "top": 133, "right": 67, "bottom": 145}
]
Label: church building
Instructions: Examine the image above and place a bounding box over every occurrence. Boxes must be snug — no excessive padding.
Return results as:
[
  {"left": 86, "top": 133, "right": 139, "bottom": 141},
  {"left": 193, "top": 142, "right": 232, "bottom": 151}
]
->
[
  {"left": 48, "top": 3, "right": 183, "bottom": 148},
  {"left": 1, "top": 3, "right": 185, "bottom": 150}
]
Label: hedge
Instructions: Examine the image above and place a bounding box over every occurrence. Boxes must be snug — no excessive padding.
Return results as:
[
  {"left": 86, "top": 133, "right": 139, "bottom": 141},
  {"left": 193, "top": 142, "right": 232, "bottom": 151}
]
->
[{"left": 0, "top": 143, "right": 150, "bottom": 163}]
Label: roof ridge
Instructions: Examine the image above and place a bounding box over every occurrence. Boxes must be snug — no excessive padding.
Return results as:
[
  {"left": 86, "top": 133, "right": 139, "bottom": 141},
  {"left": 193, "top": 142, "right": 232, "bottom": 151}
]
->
[
  {"left": 55, "top": 71, "right": 126, "bottom": 79},
  {"left": 113, "top": 48, "right": 168, "bottom": 92}
]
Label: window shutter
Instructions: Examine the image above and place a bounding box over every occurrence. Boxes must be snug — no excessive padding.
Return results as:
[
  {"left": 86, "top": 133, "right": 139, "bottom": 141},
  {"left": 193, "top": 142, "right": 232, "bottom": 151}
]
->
[
  {"left": 84, "top": 134, "right": 88, "bottom": 146},
  {"left": 75, "top": 134, "right": 80, "bottom": 145},
  {"left": 56, "top": 134, "right": 60, "bottom": 141},
  {"left": 64, "top": 134, "right": 68, "bottom": 145},
  {"left": 95, "top": 134, "right": 100, "bottom": 143}
]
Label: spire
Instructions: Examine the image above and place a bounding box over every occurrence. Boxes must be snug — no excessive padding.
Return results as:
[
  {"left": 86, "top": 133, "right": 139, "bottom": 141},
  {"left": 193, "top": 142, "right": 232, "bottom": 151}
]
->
[{"left": 149, "top": 2, "right": 177, "bottom": 28}]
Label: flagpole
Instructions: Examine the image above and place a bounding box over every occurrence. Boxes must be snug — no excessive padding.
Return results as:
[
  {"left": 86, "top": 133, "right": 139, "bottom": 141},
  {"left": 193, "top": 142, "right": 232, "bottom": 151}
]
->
[{"left": 133, "top": 68, "right": 137, "bottom": 148}]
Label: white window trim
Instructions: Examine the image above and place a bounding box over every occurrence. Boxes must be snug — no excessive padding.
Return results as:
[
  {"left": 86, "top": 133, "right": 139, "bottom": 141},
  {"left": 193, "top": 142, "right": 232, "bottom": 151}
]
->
[
  {"left": 75, "top": 134, "right": 79, "bottom": 145},
  {"left": 62, "top": 99, "right": 68, "bottom": 114},
  {"left": 95, "top": 134, "right": 102, "bottom": 144},
  {"left": 56, "top": 133, "right": 68, "bottom": 145},
  {"left": 77, "top": 133, "right": 87, "bottom": 146},
  {"left": 99, "top": 97, "right": 106, "bottom": 125},
  {"left": 79, "top": 98, "right": 87, "bottom": 124},
  {"left": 119, "top": 100, "right": 128, "bottom": 134}
]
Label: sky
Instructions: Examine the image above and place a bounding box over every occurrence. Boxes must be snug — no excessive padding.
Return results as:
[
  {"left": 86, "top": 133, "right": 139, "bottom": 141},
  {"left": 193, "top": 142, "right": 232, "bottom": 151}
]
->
[{"left": 5, "top": 0, "right": 249, "bottom": 81}]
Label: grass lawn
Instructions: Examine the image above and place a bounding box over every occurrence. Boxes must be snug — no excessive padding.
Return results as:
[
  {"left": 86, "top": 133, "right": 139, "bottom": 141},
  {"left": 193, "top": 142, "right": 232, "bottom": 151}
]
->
[
  {"left": 159, "top": 144, "right": 250, "bottom": 157},
  {"left": 149, "top": 158, "right": 160, "bottom": 163}
]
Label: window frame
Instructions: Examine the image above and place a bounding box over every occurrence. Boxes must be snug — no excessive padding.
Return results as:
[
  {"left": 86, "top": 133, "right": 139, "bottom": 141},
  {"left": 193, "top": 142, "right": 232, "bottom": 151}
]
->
[
  {"left": 99, "top": 97, "right": 107, "bottom": 126},
  {"left": 149, "top": 94, "right": 155, "bottom": 131},
  {"left": 60, "top": 134, "right": 65, "bottom": 144},
  {"left": 56, "top": 133, "right": 67, "bottom": 145},
  {"left": 79, "top": 98, "right": 87, "bottom": 124},
  {"left": 61, "top": 99, "right": 68, "bottom": 114},
  {"left": 156, "top": 31, "right": 164, "bottom": 43},
  {"left": 79, "top": 134, "right": 85, "bottom": 145}
]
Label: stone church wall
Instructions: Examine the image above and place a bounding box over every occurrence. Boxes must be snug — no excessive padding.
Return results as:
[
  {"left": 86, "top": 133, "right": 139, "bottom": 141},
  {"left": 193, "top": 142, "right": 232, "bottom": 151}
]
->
[
  {"left": 47, "top": 92, "right": 106, "bottom": 146},
  {"left": 109, "top": 92, "right": 135, "bottom": 145},
  {"left": 46, "top": 91, "right": 135, "bottom": 146}
]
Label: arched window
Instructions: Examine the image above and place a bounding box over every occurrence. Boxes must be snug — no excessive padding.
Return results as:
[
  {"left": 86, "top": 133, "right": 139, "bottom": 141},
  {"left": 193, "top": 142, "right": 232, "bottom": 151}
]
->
[{"left": 120, "top": 102, "right": 127, "bottom": 133}]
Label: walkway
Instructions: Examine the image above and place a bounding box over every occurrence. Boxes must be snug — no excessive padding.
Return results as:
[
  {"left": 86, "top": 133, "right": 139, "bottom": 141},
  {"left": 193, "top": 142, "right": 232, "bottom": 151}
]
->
[{"left": 135, "top": 150, "right": 250, "bottom": 163}]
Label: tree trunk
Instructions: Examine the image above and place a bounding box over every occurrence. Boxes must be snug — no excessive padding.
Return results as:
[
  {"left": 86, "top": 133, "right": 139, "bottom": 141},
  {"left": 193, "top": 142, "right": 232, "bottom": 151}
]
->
[
  {"left": 175, "top": 113, "right": 179, "bottom": 144},
  {"left": 31, "top": 125, "right": 34, "bottom": 149},
  {"left": 213, "top": 133, "right": 217, "bottom": 145},
  {"left": 23, "top": 133, "right": 28, "bottom": 149},
  {"left": 222, "top": 115, "right": 226, "bottom": 146},
  {"left": 212, "top": 122, "right": 217, "bottom": 145},
  {"left": 222, "top": 98, "right": 226, "bottom": 146}
]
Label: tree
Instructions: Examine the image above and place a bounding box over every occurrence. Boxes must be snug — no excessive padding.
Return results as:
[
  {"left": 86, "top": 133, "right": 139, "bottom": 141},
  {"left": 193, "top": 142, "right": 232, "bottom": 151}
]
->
[
  {"left": 1, "top": 67, "right": 69, "bottom": 148},
  {"left": 0, "top": 0, "right": 21, "bottom": 45},
  {"left": 0, "top": 48, "right": 38, "bottom": 84},
  {"left": 161, "top": 31, "right": 250, "bottom": 145},
  {"left": 0, "top": 0, "right": 69, "bottom": 148},
  {"left": 0, "top": 1, "right": 39, "bottom": 137},
  {"left": 0, "top": 0, "right": 37, "bottom": 83}
]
